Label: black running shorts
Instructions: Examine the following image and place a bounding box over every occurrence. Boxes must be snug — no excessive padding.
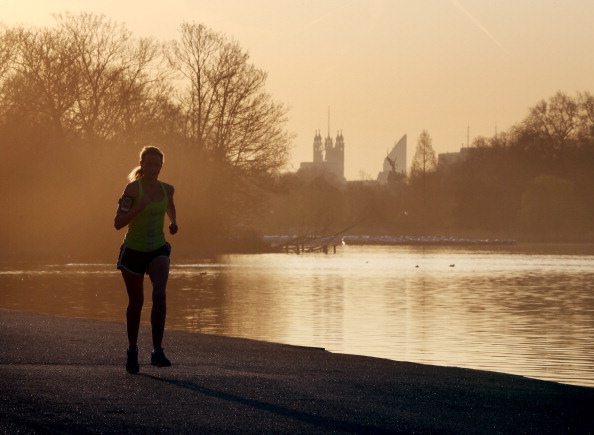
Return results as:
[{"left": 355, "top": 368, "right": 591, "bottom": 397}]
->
[{"left": 117, "top": 242, "right": 171, "bottom": 275}]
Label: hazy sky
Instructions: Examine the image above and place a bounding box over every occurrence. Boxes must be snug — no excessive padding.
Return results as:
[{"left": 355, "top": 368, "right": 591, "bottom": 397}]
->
[{"left": 3, "top": 0, "right": 594, "bottom": 179}]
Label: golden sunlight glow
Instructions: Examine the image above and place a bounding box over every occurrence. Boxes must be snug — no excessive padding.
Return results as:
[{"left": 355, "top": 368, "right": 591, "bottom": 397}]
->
[{"left": 1, "top": 0, "right": 593, "bottom": 179}]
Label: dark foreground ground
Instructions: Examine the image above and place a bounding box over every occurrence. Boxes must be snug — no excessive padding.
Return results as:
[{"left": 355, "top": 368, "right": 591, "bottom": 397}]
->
[{"left": 1, "top": 309, "right": 593, "bottom": 434}]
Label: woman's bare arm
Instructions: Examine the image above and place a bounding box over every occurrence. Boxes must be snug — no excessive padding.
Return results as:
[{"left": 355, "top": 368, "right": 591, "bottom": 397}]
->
[
  {"left": 166, "top": 184, "right": 178, "bottom": 235},
  {"left": 114, "top": 182, "right": 149, "bottom": 230}
]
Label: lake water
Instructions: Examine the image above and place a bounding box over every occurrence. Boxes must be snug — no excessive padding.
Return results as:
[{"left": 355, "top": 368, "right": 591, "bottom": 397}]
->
[{"left": 1, "top": 244, "right": 593, "bottom": 388}]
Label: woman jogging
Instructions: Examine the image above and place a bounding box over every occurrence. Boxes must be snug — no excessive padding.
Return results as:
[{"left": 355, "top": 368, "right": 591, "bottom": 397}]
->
[{"left": 114, "top": 146, "right": 178, "bottom": 374}]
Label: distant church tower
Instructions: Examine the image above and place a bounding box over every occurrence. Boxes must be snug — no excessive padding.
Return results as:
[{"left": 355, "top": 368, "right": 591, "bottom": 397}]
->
[
  {"left": 313, "top": 130, "right": 323, "bottom": 163},
  {"left": 324, "top": 132, "right": 334, "bottom": 156},
  {"left": 299, "top": 111, "right": 346, "bottom": 181},
  {"left": 324, "top": 130, "right": 345, "bottom": 180}
]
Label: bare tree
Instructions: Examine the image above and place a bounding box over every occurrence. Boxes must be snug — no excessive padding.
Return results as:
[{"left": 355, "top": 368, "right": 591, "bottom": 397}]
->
[
  {"left": 166, "top": 23, "right": 291, "bottom": 175},
  {"left": 55, "top": 12, "right": 167, "bottom": 142},
  {"left": 579, "top": 92, "right": 594, "bottom": 125},
  {"left": 577, "top": 91, "right": 594, "bottom": 145},
  {"left": 0, "top": 13, "right": 170, "bottom": 144},
  {"left": 0, "top": 25, "right": 16, "bottom": 85},
  {"left": 408, "top": 130, "right": 438, "bottom": 227},
  {"left": 0, "top": 25, "right": 79, "bottom": 137},
  {"left": 410, "top": 129, "right": 437, "bottom": 179},
  {"left": 523, "top": 91, "right": 580, "bottom": 154}
]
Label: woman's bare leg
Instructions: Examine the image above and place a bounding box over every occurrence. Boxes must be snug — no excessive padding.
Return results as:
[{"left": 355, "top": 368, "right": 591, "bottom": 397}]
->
[
  {"left": 148, "top": 256, "right": 170, "bottom": 350},
  {"left": 121, "top": 269, "right": 144, "bottom": 350}
]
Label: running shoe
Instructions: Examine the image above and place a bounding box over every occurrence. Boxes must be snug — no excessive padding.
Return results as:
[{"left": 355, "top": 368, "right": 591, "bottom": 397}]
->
[
  {"left": 151, "top": 348, "right": 172, "bottom": 367},
  {"left": 126, "top": 348, "right": 139, "bottom": 374}
]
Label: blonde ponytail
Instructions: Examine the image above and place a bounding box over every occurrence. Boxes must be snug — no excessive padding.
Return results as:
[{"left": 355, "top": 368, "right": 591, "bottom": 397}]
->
[
  {"left": 128, "top": 166, "right": 143, "bottom": 182},
  {"left": 127, "top": 146, "right": 164, "bottom": 182}
]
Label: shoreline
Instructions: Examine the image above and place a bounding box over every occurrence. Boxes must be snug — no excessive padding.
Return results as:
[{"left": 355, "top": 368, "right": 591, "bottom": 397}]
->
[
  {"left": 2, "top": 308, "right": 593, "bottom": 434},
  {"left": 2, "top": 240, "right": 594, "bottom": 263}
]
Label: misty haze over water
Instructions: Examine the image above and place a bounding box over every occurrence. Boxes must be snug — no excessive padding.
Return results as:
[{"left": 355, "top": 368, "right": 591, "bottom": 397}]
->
[{"left": 1, "top": 244, "right": 593, "bottom": 388}]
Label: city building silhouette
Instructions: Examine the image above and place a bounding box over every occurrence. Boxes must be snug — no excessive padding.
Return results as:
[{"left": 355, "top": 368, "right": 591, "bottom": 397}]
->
[
  {"left": 377, "top": 134, "right": 407, "bottom": 183},
  {"left": 300, "top": 129, "right": 345, "bottom": 181}
]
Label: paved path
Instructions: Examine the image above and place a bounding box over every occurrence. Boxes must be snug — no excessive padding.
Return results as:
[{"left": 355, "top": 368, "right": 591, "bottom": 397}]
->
[{"left": 1, "top": 309, "right": 593, "bottom": 434}]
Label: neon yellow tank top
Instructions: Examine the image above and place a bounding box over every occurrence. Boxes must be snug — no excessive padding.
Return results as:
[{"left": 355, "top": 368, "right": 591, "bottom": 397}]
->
[{"left": 123, "top": 180, "right": 168, "bottom": 252}]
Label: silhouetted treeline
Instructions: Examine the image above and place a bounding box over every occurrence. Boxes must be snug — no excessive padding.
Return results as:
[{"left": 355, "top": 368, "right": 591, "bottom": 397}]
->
[
  {"left": 256, "top": 91, "right": 594, "bottom": 243},
  {"left": 433, "top": 90, "right": 593, "bottom": 239},
  {"left": 0, "top": 14, "right": 290, "bottom": 260},
  {"left": 1, "top": 14, "right": 592, "bottom": 261}
]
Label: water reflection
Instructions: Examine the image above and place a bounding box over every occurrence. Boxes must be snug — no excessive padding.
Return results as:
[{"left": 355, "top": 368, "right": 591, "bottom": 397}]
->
[{"left": 1, "top": 245, "right": 593, "bottom": 387}]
